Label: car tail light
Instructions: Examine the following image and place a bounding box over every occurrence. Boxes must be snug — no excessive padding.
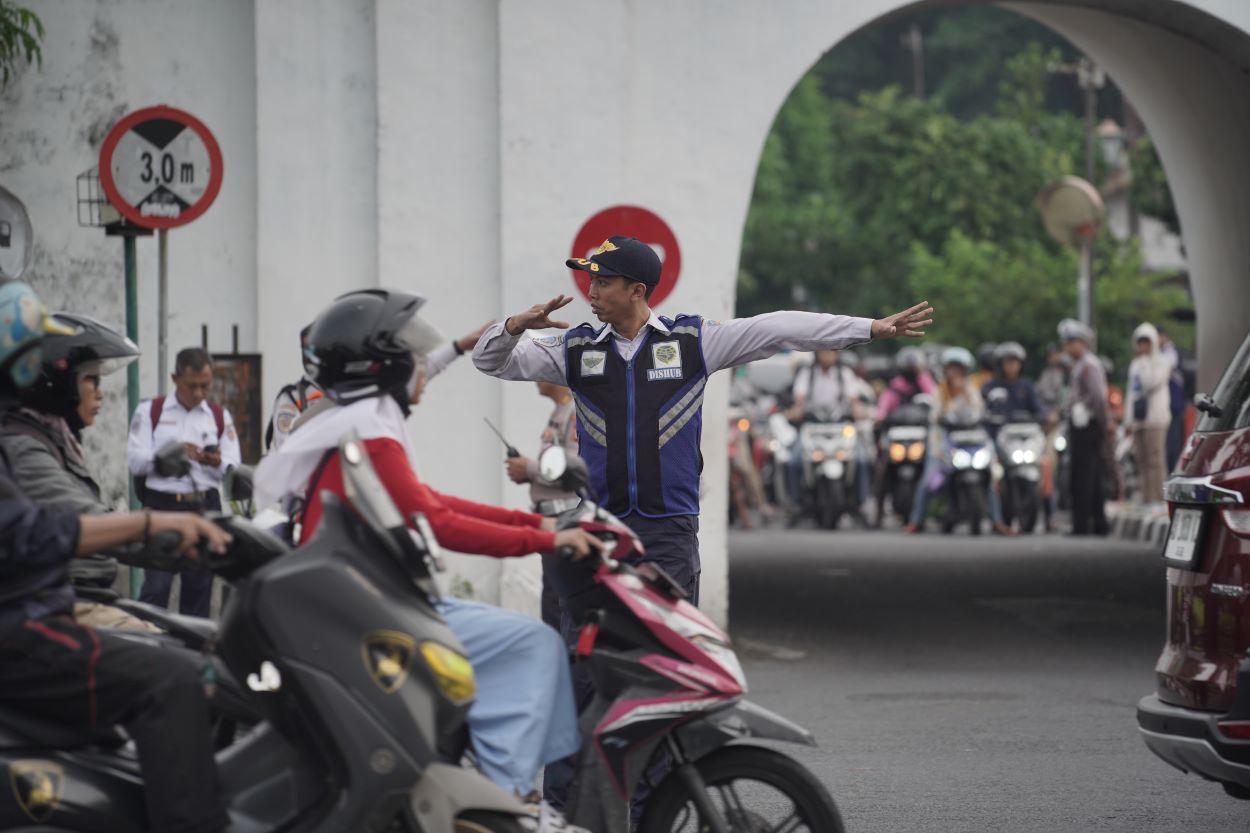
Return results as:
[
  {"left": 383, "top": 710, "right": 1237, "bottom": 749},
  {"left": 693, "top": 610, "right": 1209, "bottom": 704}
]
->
[
  {"left": 1217, "top": 720, "right": 1250, "bottom": 739},
  {"left": 1222, "top": 508, "right": 1250, "bottom": 538}
]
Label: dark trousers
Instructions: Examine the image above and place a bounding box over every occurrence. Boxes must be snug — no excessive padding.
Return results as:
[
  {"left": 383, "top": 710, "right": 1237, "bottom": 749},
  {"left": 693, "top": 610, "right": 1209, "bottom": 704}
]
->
[
  {"left": 0, "top": 615, "right": 227, "bottom": 833},
  {"left": 1070, "top": 424, "right": 1109, "bottom": 535},
  {"left": 139, "top": 490, "right": 220, "bottom": 617},
  {"left": 622, "top": 513, "right": 700, "bottom": 604}
]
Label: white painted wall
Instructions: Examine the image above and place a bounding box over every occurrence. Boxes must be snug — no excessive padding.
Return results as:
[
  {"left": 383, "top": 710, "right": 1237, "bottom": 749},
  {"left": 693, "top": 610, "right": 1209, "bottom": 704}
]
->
[
  {"left": 0, "top": 0, "right": 257, "bottom": 505},
  {"left": 6, "top": 0, "right": 1250, "bottom": 623}
]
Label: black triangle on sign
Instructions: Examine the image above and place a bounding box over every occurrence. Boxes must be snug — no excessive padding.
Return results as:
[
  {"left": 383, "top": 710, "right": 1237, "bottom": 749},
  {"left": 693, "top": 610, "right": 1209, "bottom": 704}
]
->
[{"left": 132, "top": 118, "right": 186, "bottom": 150}]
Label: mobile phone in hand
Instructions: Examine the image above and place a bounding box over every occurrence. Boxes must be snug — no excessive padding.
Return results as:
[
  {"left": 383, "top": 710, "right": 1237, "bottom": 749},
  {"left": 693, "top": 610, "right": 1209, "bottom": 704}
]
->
[{"left": 203, "top": 444, "right": 220, "bottom": 454}]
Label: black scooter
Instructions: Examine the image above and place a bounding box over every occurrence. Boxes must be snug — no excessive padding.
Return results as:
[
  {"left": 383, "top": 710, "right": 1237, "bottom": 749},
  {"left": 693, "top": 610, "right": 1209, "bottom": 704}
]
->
[{"left": 0, "top": 435, "right": 528, "bottom": 833}]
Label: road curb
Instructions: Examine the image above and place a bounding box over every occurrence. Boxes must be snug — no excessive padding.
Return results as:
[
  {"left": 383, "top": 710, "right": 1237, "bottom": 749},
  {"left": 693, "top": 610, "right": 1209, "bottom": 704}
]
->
[{"left": 1107, "top": 501, "right": 1170, "bottom": 549}]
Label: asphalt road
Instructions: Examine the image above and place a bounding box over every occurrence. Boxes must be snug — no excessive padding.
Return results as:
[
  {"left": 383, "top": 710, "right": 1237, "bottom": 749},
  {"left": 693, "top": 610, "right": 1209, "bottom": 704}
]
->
[{"left": 727, "top": 528, "right": 1247, "bottom": 832}]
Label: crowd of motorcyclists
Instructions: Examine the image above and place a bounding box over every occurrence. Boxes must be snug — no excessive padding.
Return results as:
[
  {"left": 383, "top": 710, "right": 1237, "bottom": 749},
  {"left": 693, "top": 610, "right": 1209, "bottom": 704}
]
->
[{"left": 728, "top": 320, "right": 1150, "bottom": 536}]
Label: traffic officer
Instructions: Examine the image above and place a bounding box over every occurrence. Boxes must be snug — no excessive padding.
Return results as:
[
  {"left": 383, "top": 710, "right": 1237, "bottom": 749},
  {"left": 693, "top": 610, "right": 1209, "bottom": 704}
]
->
[
  {"left": 1060, "top": 318, "right": 1110, "bottom": 535},
  {"left": 127, "top": 346, "right": 242, "bottom": 616},
  {"left": 503, "top": 381, "right": 581, "bottom": 632},
  {"left": 474, "top": 235, "right": 934, "bottom": 602},
  {"left": 266, "top": 320, "right": 495, "bottom": 451}
]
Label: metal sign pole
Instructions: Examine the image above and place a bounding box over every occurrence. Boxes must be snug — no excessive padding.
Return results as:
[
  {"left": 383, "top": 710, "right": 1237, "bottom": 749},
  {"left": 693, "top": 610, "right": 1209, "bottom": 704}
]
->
[
  {"left": 1078, "top": 240, "right": 1093, "bottom": 327},
  {"left": 157, "top": 228, "right": 169, "bottom": 395}
]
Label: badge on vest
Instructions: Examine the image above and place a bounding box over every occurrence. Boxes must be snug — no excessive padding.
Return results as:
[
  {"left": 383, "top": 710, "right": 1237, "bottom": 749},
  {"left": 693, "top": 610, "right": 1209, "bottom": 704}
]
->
[
  {"left": 647, "top": 341, "right": 683, "bottom": 381},
  {"left": 580, "top": 350, "right": 607, "bottom": 377}
]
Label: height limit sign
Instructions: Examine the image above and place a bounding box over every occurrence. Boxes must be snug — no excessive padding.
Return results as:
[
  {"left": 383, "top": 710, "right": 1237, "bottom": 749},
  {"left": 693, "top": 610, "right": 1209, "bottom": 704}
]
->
[{"left": 99, "top": 105, "right": 223, "bottom": 229}]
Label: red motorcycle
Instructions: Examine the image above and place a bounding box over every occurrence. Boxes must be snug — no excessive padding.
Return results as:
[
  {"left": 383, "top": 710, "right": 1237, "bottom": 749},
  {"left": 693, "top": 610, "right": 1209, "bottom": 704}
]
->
[{"left": 542, "top": 447, "right": 844, "bottom": 833}]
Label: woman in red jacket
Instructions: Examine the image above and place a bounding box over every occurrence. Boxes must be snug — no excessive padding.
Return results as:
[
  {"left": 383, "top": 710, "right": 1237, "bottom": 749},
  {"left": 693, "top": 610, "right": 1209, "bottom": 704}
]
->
[{"left": 255, "top": 290, "right": 603, "bottom": 833}]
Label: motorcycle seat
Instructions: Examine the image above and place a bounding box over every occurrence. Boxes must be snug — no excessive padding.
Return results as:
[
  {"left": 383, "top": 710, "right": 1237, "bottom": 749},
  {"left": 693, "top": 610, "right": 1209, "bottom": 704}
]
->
[
  {"left": 0, "top": 704, "right": 127, "bottom": 750},
  {"left": 113, "top": 600, "right": 218, "bottom": 650}
]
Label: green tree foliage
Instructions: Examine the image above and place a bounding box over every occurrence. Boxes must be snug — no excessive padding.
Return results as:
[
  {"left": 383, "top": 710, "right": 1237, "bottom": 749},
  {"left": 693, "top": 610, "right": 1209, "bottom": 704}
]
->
[
  {"left": 0, "top": 1, "right": 42, "bottom": 90},
  {"left": 740, "top": 6, "right": 1191, "bottom": 372},
  {"left": 1130, "top": 136, "right": 1181, "bottom": 236}
]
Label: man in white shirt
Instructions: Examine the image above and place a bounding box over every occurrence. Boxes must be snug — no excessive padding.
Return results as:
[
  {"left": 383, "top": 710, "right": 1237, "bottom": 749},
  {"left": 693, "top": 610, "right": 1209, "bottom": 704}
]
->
[{"left": 127, "top": 347, "right": 242, "bottom": 616}]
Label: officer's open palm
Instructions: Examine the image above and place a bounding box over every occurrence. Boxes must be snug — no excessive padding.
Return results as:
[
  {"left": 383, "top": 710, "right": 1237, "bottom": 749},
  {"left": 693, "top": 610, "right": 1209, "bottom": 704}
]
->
[
  {"left": 506, "top": 294, "right": 574, "bottom": 336},
  {"left": 554, "top": 527, "right": 609, "bottom": 561},
  {"left": 872, "top": 301, "right": 935, "bottom": 339}
]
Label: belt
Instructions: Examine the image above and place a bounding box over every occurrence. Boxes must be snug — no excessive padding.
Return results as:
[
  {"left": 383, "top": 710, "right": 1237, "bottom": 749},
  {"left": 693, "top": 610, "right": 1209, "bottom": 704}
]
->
[
  {"left": 153, "top": 490, "right": 215, "bottom": 504},
  {"left": 533, "top": 497, "right": 582, "bottom": 517}
]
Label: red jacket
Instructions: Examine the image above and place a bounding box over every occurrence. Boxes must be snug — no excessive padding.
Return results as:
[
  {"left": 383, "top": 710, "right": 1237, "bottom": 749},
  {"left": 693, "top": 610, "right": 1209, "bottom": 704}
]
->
[{"left": 299, "top": 437, "right": 556, "bottom": 556}]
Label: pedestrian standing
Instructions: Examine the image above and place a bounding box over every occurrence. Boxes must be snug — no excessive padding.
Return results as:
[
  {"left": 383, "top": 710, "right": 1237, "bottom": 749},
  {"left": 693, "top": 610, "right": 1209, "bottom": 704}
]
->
[
  {"left": 1127, "top": 322, "right": 1174, "bottom": 504},
  {"left": 503, "top": 381, "right": 581, "bottom": 633},
  {"left": 127, "top": 347, "right": 241, "bottom": 616},
  {"left": 474, "top": 236, "right": 933, "bottom": 603},
  {"left": 1060, "top": 320, "right": 1110, "bottom": 535},
  {"left": 1157, "top": 326, "right": 1186, "bottom": 471}
]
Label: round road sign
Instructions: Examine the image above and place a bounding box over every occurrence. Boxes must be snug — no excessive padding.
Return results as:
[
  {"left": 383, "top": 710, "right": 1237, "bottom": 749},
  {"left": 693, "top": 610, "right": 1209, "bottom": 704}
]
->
[
  {"left": 569, "top": 205, "right": 681, "bottom": 307},
  {"left": 99, "top": 106, "right": 223, "bottom": 230}
]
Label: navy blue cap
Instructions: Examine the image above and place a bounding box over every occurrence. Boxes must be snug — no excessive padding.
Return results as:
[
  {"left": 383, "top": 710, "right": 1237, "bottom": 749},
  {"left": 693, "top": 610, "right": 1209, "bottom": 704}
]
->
[{"left": 566, "top": 236, "right": 662, "bottom": 287}]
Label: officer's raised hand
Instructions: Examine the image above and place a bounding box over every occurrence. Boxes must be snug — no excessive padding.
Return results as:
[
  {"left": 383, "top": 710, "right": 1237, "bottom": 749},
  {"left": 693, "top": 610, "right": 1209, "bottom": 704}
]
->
[
  {"left": 871, "top": 301, "right": 935, "bottom": 339},
  {"left": 505, "top": 294, "right": 575, "bottom": 336}
]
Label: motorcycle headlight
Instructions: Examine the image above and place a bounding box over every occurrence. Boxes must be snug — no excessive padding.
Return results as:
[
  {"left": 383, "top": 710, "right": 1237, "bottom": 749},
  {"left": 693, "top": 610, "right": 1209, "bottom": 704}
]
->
[
  {"left": 420, "top": 642, "right": 476, "bottom": 705},
  {"left": 972, "top": 448, "right": 993, "bottom": 470},
  {"left": 889, "top": 443, "right": 907, "bottom": 463},
  {"left": 908, "top": 442, "right": 925, "bottom": 461},
  {"left": 1054, "top": 435, "right": 1068, "bottom": 453},
  {"left": 1022, "top": 450, "right": 1037, "bottom": 464},
  {"left": 691, "top": 634, "right": 746, "bottom": 691},
  {"left": 1011, "top": 449, "right": 1025, "bottom": 465},
  {"left": 952, "top": 449, "right": 972, "bottom": 470},
  {"left": 841, "top": 424, "right": 856, "bottom": 439}
]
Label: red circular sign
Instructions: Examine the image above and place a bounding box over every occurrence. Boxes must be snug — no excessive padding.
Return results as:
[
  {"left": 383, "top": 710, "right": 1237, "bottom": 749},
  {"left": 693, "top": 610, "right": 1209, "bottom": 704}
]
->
[
  {"left": 569, "top": 205, "right": 681, "bottom": 307},
  {"left": 99, "top": 105, "right": 223, "bottom": 230}
]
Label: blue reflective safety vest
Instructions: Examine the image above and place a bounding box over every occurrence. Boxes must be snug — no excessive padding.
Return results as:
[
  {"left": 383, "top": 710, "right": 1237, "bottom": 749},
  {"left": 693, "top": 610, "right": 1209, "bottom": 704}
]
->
[{"left": 564, "top": 314, "right": 707, "bottom": 518}]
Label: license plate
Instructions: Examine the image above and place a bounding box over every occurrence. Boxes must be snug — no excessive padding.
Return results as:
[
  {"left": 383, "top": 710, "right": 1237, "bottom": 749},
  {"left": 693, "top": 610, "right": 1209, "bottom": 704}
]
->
[{"left": 1163, "top": 507, "right": 1206, "bottom": 567}]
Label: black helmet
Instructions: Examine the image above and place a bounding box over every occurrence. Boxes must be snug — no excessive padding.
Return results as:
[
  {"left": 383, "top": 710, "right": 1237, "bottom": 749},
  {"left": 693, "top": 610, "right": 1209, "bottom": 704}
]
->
[
  {"left": 19, "top": 313, "right": 138, "bottom": 424},
  {"left": 975, "top": 342, "right": 997, "bottom": 370},
  {"left": 302, "top": 289, "right": 444, "bottom": 407}
]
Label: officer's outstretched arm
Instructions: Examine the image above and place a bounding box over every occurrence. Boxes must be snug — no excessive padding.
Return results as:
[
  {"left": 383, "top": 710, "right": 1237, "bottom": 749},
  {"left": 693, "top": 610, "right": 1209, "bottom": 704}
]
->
[{"left": 471, "top": 320, "right": 567, "bottom": 385}]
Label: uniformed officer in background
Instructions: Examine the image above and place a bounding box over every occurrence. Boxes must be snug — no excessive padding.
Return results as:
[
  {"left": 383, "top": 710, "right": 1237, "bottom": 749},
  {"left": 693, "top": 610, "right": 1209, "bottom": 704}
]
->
[
  {"left": 127, "top": 346, "right": 242, "bottom": 616},
  {"left": 474, "top": 235, "right": 934, "bottom": 603},
  {"left": 503, "top": 381, "right": 580, "bottom": 632},
  {"left": 266, "top": 320, "right": 495, "bottom": 452}
]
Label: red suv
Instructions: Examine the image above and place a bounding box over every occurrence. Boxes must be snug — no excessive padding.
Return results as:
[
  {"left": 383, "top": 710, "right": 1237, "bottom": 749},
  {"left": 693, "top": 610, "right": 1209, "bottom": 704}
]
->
[{"left": 1138, "top": 330, "right": 1250, "bottom": 799}]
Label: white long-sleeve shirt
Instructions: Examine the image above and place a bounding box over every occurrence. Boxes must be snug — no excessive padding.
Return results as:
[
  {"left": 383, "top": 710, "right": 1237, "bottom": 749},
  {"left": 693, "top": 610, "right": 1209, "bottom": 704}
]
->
[
  {"left": 127, "top": 396, "right": 242, "bottom": 494},
  {"left": 472, "top": 309, "right": 874, "bottom": 383}
]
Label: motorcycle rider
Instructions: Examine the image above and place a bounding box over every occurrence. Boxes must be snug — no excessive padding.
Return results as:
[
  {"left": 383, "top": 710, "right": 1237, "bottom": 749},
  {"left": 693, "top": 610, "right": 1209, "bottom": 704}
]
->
[
  {"left": 981, "top": 341, "right": 1045, "bottom": 429},
  {"left": 785, "top": 349, "right": 871, "bottom": 523},
  {"left": 266, "top": 320, "right": 495, "bottom": 452},
  {"left": 0, "top": 312, "right": 157, "bottom": 631},
  {"left": 903, "top": 346, "right": 1012, "bottom": 535},
  {"left": 0, "top": 280, "right": 233, "bottom": 833},
  {"left": 254, "top": 289, "right": 605, "bottom": 832}
]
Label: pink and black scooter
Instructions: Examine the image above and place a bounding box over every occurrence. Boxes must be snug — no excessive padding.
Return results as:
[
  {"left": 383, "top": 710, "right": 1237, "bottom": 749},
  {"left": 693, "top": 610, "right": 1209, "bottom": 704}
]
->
[{"left": 541, "top": 447, "right": 845, "bottom": 833}]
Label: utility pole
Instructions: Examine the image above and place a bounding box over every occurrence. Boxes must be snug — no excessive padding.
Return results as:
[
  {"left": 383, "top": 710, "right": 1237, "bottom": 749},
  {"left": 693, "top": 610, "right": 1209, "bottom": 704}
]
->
[
  {"left": 1048, "top": 55, "right": 1106, "bottom": 328},
  {"left": 901, "top": 23, "right": 925, "bottom": 100}
]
